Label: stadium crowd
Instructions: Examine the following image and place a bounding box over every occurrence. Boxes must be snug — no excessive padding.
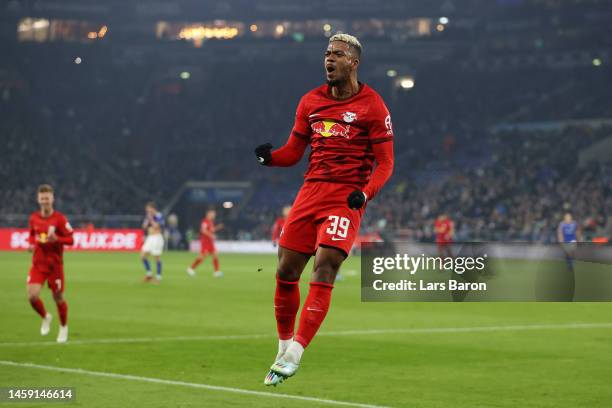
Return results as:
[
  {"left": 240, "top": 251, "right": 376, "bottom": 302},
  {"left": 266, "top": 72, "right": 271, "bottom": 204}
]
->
[{"left": 1, "top": 42, "right": 611, "bottom": 242}]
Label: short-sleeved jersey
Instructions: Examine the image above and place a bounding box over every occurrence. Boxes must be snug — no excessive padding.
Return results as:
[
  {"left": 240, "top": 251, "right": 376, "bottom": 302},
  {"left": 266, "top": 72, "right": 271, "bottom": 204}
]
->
[
  {"left": 291, "top": 83, "right": 393, "bottom": 185},
  {"left": 200, "top": 219, "right": 215, "bottom": 243},
  {"left": 559, "top": 221, "right": 578, "bottom": 243},
  {"left": 29, "top": 210, "right": 73, "bottom": 267},
  {"left": 434, "top": 218, "right": 453, "bottom": 244}
]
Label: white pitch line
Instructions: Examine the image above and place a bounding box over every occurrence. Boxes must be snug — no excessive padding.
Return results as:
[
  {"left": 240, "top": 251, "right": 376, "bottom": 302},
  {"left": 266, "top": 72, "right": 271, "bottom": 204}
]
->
[
  {"left": 0, "top": 360, "right": 388, "bottom": 408},
  {"left": 1, "top": 322, "right": 612, "bottom": 348}
]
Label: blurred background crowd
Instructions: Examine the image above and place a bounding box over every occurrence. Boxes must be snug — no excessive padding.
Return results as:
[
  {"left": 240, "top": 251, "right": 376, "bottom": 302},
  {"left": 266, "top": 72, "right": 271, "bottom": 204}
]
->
[{"left": 1, "top": 0, "right": 611, "bottom": 245}]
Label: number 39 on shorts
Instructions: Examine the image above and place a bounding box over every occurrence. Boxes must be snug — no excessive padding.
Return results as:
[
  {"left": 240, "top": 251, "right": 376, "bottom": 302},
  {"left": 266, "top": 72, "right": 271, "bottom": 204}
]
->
[{"left": 326, "top": 215, "right": 350, "bottom": 238}]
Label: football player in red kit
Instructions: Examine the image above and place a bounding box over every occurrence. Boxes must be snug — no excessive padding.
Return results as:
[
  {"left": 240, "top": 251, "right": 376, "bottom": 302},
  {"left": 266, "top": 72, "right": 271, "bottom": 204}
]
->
[
  {"left": 255, "top": 34, "right": 394, "bottom": 385},
  {"left": 434, "top": 213, "right": 454, "bottom": 260},
  {"left": 271, "top": 205, "right": 291, "bottom": 247},
  {"left": 27, "top": 184, "right": 74, "bottom": 343},
  {"left": 187, "top": 209, "right": 224, "bottom": 278}
]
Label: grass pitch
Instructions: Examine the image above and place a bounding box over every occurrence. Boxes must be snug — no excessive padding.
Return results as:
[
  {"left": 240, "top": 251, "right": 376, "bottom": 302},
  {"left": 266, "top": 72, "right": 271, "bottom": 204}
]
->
[{"left": 1, "top": 251, "right": 611, "bottom": 407}]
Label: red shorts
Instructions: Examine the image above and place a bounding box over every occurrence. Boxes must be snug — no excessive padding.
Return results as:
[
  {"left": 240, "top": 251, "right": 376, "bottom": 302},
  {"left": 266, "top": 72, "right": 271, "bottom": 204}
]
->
[
  {"left": 279, "top": 181, "right": 365, "bottom": 256},
  {"left": 27, "top": 263, "right": 65, "bottom": 294},
  {"left": 200, "top": 239, "right": 216, "bottom": 254}
]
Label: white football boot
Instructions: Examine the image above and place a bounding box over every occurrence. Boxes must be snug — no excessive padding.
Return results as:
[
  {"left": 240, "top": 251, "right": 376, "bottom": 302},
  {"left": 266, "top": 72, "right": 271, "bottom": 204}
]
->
[
  {"left": 57, "top": 325, "right": 68, "bottom": 343},
  {"left": 40, "top": 313, "right": 52, "bottom": 336}
]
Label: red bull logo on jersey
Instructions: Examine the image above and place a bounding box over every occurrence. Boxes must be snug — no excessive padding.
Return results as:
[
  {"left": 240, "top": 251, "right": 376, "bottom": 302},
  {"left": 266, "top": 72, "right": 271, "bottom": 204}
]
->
[{"left": 311, "top": 120, "right": 351, "bottom": 138}]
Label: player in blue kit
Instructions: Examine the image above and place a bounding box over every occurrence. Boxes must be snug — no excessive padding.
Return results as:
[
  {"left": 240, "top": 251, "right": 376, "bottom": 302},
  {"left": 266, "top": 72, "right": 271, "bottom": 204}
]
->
[
  {"left": 557, "top": 212, "right": 582, "bottom": 272},
  {"left": 141, "top": 202, "right": 165, "bottom": 283}
]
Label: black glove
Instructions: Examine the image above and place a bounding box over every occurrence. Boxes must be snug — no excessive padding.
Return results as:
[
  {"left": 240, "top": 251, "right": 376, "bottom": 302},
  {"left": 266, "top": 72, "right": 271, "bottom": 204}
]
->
[
  {"left": 255, "top": 143, "right": 273, "bottom": 165},
  {"left": 347, "top": 190, "right": 367, "bottom": 209}
]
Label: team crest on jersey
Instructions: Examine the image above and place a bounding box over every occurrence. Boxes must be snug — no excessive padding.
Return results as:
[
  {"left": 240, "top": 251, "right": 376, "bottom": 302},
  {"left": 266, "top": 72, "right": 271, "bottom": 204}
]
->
[
  {"left": 311, "top": 120, "right": 351, "bottom": 138},
  {"left": 342, "top": 111, "right": 357, "bottom": 123}
]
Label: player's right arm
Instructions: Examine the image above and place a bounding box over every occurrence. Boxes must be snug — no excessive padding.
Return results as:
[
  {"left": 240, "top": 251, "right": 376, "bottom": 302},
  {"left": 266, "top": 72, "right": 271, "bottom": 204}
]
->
[
  {"left": 557, "top": 223, "right": 564, "bottom": 243},
  {"left": 28, "top": 215, "right": 36, "bottom": 252},
  {"left": 255, "top": 96, "right": 310, "bottom": 167}
]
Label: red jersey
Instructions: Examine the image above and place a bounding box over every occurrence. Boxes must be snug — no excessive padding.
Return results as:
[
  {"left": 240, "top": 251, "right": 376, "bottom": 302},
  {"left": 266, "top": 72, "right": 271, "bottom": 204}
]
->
[
  {"left": 200, "top": 218, "right": 216, "bottom": 243},
  {"left": 29, "top": 210, "right": 74, "bottom": 267},
  {"left": 434, "top": 218, "right": 454, "bottom": 244},
  {"left": 271, "top": 216, "right": 286, "bottom": 242},
  {"left": 270, "top": 83, "right": 394, "bottom": 200}
]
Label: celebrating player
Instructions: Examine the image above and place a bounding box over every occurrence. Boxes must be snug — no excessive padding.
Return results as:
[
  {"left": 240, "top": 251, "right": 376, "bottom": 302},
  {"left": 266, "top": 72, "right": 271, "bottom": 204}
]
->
[
  {"left": 187, "top": 209, "right": 224, "bottom": 278},
  {"left": 434, "top": 212, "right": 454, "bottom": 260},
  {"left": 271, "top": 205, "right": 291, "bottom": 247},
  {"left": 255, "top": 34, "right": 394, "bottom": 385},
  {"left": 557, "top": 212, "right": 582, "bottom": 271},
  {"left": 141, "top": 202, "right": 165, "bottom": 283},
  {"left": 27, "top": 184, "right": 74, "bottom": 343}
]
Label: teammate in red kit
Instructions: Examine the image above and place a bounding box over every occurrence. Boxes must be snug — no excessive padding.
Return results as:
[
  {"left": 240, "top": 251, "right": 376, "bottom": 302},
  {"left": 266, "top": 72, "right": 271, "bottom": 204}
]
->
[
  {"left": 27, "top": 184, "right": 74, "bottom": 343},
  {"left": 187, "top": 209, "right": 224, "bottom": 278},
  {"left": 434, "top": 213, "right": 454, "bottom": 260},
  {"left": 255, "top": 34, "right": 394, "bottom": 385},
  {"left": 271, "top": 205, "right": 291, "bottom": 247}
]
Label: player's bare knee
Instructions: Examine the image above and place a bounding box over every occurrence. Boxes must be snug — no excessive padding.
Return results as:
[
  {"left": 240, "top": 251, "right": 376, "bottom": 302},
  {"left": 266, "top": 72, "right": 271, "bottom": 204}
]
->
[
  {"left": 28, "top": 290, "right": 41, "bottom": 302},
  {"left": 276, "top": 247, "right": 309, "bottom": 281},
  {"left": 312, "top": 263, "right": 339, "bottom": 284},
  {"left": 276, "top": 262, "right": 301, "bottom": 281},
  {"left": 312, "top": 248, "right": 345, "bottom": 283},
  {"left": 53, "top": 292, "right": 64, "bottom": 304},
  {"left": 27, "top": 285, "right": 41, "bottom": 301}
]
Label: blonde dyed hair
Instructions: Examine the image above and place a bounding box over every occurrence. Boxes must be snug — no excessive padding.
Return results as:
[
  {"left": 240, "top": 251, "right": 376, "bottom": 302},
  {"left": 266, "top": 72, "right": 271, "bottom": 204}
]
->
[{"left": 328, "top": 33, "right": 362, "bottom": 56}]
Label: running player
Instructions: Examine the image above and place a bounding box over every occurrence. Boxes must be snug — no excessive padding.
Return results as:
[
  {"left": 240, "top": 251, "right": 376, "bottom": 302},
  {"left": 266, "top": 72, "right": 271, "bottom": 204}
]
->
[
  {"left": 255, "top": 34, "right": 394, "bottom": 385},
  {"left": 141, "top": 202, "right": 165, "bottom": 283},
  {"left": 271, "top": 205, "right": 291, "bottom": 247},
  {"left": 27, "top": 184, "right": 74, "bottom": 343},
  {"left": 557, "top": 212, "right": 582, "bottom": 272},
  {"left": 187, "top": 209, "right": 224, "bottom": 278}
]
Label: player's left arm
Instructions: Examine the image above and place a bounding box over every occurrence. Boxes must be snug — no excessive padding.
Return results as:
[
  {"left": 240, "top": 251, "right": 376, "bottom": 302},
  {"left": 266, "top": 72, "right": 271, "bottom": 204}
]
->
[
  {"left": 54, "top": 215, "right": 74, "bottom": 246},
  {"left": 348, "top": 97, "right": 394, "bottom": 209},
  {"left": 201, "top": 222, "right": 214, "bottom": 239}
]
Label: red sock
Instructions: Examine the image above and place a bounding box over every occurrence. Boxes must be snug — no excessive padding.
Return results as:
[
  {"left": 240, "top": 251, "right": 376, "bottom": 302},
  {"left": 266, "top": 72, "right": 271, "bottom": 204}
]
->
[
  {"left": 295, "top": 282, "right": 334, "bottom": 348},
  {"left": 57, "top": 301, "right": 68, "bottom": 326},
  {"left": 30, "top": 298, "right": 47, "bottom": 318},
  {"left": 274, "top": 278, "right": 300, "bottom": 340},
  {"left": 213, "top": 256, "right": 220, "bottom": 272},
  {"left": 191, "top": 257, "right": 204, "bottom": 269}
]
